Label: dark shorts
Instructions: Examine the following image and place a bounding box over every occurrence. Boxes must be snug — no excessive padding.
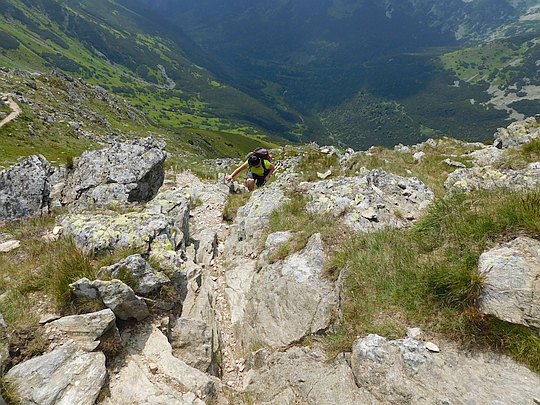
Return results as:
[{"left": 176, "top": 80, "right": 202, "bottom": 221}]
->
[{"left": 247, "top": 171, "right": 265, "bottom": 186}]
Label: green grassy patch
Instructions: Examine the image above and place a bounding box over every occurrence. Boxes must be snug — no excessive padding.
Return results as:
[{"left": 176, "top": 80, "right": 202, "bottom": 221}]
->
[
  {"left": 328, "top": 189, "right": 540, "bottom": 372},
  {"left": 222, "top": 193, "right": 251, "bottom": 223},
  {"left": 265, "top": 193, "right": 350, "bottom": 263},
  {"left": 295, "top": 148, "right": 340, "bottom": 182}
]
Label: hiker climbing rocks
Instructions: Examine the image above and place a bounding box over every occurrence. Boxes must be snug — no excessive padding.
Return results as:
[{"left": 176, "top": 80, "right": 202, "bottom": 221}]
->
[{"left": 226, "top": 148, "right": 275, "bottom": 191}]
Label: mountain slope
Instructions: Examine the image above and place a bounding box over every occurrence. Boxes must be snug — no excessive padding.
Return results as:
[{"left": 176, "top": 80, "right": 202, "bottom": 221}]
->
[
  {"left": 0, "top": 0, "right": 301, "bottom": 142},
  {"left": 139, "top": 0, "right": 540, "bottom": 149}
]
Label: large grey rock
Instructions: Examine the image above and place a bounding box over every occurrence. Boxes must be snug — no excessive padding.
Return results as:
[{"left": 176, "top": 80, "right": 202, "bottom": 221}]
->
[
  {"left": 99, "top": 254, "right": 170, "bottom": 296},
  {"left": 445, "top": 163, "right": 540, "bottom": 192},
  {"left": 102, "top": 359, "right": 205, "bottom": 405},
  {"left": 60, "top": 189, "right": 189, "bottom": 270},
  {"left": 6, "top": 342, "right": 107, "bottom": 405},
  {"left": 61, "top": 138, "right": 166, "bottom": 209},
  {"left": 146, "top": 188, "right": 190, "bottom": 249},
  {"left": 350, "top": 334, "right": 540, "bottom": 404},
  {"left": 225, "top": 185, "right": 288, "bottom": 256},
  {"left": 168, "top": 317, "right": 213, "bottom": 372},
  {"left": 494, "top": 116, "right": 540, "bottom": 149},
  {"left": 478, "top": 237, "right": 540, "bottom": 329},
  {"left": 235, "top": 234, "right": 339, "bottom": 349},
  {"left": 243, "top": 347, "right": 372, "bottom": 404},
  {"left": 300, "top": 169, "right": 434, "bottom": 232},
  {"left": 180, "top": 265, "right": 221, "bottom": 376},
  {"left": 0, "top": 155, "right": 53, "bottom": 220},
  {"left": 70, "top": 278, "right": 150, "bottom": 321},
  {"left": 105, "top": 324, "right": 220, "bottom": 404},
  {"left": 192, "top": 229, "right": 218, "bottom": 268},
  {"left": 51, "top": 308, "right": 119, "bottom": 351}
]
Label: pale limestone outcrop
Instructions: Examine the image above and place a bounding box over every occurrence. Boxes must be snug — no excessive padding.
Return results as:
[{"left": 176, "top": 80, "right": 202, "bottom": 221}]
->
[
  {"left": 50, "top": 309, "right": 119, "bottom": 351},
  {"left": 235, "top": 233, "right": 339, "bottom": 350},
  {"left": 0, "top": 155, "right": 53, "bottom": 221},
  {"left": 6, "top": 342, "right": 107, "bottom": 405},
  {"left": 478, "top": 237, "right": 540, "bottom": 329},
  {"left": 350, "top": 334, "right": 540, "bottom": 403},
  {"left": 225, "top": 184, "right": 288, "bottom": 257},
  {"left": 494, "top": 115, "right": 540, "bottom": 149},
  {"left": 243, "top": 347, "right": 372, "bottom": 404},
  {"left": 168, "top": 317, "right": 213, "bottom": 373},
  {"left": 60, "top": 137, "right": 166, "bottom": 210},
  {"left": 444, "top": 162, "right": 540, "bottom": 192},
  {"left": 300, "top": 169, "right": 434, "bottom": 232},
  {"left": 104, "top": 324, "right": 220, "bottom": 404}
]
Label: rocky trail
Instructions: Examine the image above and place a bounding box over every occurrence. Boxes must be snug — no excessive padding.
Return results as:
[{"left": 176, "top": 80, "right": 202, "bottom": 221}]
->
[
  {"left": 1, "top": 120, "right": 540, "bottom": 403},
  {"left": 172, "top": 170, "right": 248, "bottom": 391}
]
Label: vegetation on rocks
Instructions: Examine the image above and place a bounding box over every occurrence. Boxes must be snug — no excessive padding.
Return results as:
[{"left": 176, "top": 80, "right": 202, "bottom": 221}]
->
[{"left": 328, "top": 189, "right": 540, "bottom": 372}]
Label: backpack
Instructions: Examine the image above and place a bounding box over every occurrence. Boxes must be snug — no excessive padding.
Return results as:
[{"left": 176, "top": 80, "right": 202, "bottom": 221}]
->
[{"left": 250, "top": 147, "right": 272, "bottom": 162}]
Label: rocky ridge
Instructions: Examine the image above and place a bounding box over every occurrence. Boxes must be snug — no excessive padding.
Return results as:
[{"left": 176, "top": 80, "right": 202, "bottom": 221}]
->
[{"left": 0, "top": 117, "right": 539, "bottom": 403}]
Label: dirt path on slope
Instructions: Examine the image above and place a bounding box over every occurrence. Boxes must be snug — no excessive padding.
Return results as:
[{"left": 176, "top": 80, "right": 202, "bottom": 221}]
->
[
  {"left": 174, "top": 170, "right": 248, "bottom": 391},
  {"left": 0, "top": 94, "right": 22, "bottom": 128}
]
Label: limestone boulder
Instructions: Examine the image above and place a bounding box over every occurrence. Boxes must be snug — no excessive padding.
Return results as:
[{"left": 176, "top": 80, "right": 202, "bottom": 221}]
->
[
  {"left": 70, "top": 278, "right": 150, "bottom": 321},
  {"left": 493, "top": 116, "right": 540, "bottom": 149},
  {"left": 300, "top": 169, "right": 434, "bottom": 233},
  {"left": 445, "top": 163, "right": 540, "bottom": 192},
  {"left": 235, "top": 233, "right": 339, "bottom": 349},
  {"left": 104, "top": 324, "right": 221, "bottom": 404},
  {"left": 61, "top": 137, "right": 166, "bottom": 209},
  {"left": 243, "top": 347, "right": 372, "bottom": 404},
  {"left": 225, "top": 184, "right": 288, "bottom": 256},
  {"left": 478, "top": 237, "right": 540, "bottom": 329},
  {"left": 5, "top": 342, "right": 107, "bottom": 405},
  {"left": 168, "top": 317, "right": 213, "bottom": 372},
  {"left": 51, "top": 308, "right": 119, "bottom": 351},
  {"left": 0, "top": 155, "right": 53, "bottom": 221},
  {"left": 350, "top": 334, "right": 540, "bottom": 403},
  {"left": 99, "top": 254, "right": 170, "bottom": 296}
]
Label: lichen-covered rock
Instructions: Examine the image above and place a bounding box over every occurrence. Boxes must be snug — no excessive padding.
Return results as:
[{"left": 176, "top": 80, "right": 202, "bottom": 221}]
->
[
  {"left": 61, "top": 211, "right": 176, "bottom": 255},
  {"left": 0, "top": 155, "right": 53, "bottom": 220},
  {"left": 350, "top": 334, "right": 540, "bottom": 403},
  {"left": 6, "top": 342, "right": 107, "bottom": 405},
  {"left": 300, "top": 169, "right": 434, "bottom": 233},
  {"left": 61, "top": 138, "right": 166, "bottom": 210},
  {"left": 61, "top": 189, "right": 189, "bottom": 271},
  {"left": 478, "top": 237, "right": 540, "bottom": 329},
  {"left": 444, "top": 163, "right": 540, "bottom": 192},
  {"left": 493, "top": 116, "right": 540, "bottom": 149},
  {"left": 99, "top": 254, "right": 170, "bottom": 296}
]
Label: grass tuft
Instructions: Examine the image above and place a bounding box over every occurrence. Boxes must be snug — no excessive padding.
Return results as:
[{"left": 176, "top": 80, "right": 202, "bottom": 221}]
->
[{"left": 222, "top": 193, "right": 251, "bottom": 223}]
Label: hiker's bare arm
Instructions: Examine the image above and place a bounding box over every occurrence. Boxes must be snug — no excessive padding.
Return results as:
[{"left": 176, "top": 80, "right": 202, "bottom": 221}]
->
[
  {"left": 264, "top": 164, "right": 276, "bottom": 183},
  {"left": 226, "top": 162, "right": 248, "bottom": 181}
]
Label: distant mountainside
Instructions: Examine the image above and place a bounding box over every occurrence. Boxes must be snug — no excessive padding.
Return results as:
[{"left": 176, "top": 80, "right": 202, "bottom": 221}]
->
[
  {"left": 140, "top": 0, "right": 540, "bottom": 148},
  {"left": 0, "top": 0, "right": 538, "bottom": 149},
  {"left": 0, "top": 0, "right": 299, "bottom": 143}
]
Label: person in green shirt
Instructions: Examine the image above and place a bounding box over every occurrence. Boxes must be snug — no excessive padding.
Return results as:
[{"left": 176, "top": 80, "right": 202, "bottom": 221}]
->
[{"left": 226, "top": 154, "right": 275, "bottom": 191}]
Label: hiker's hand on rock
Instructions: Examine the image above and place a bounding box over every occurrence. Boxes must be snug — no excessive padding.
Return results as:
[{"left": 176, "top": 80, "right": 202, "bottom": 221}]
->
[{"left": 225, "top": 174, "right": 232, "bottom": 181}]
